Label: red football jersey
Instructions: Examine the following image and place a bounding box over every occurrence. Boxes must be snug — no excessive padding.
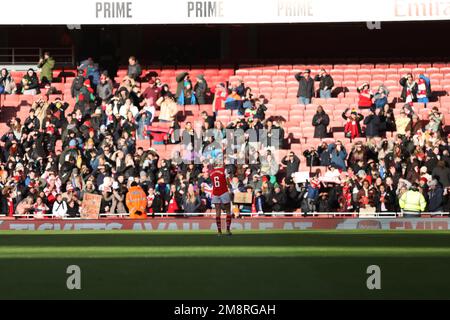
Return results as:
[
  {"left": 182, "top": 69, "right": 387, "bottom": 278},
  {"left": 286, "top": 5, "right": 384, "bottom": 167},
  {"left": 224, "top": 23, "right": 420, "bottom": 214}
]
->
[{"left": 209, "top": 167, "right": 229, "bottom": 196}]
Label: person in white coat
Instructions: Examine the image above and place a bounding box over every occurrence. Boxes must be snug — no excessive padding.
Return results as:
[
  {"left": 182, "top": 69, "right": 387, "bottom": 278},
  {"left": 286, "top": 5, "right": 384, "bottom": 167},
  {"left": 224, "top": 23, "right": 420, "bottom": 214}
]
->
[{"left": 52, "top": 194, "right": 68, "bottom": 218}]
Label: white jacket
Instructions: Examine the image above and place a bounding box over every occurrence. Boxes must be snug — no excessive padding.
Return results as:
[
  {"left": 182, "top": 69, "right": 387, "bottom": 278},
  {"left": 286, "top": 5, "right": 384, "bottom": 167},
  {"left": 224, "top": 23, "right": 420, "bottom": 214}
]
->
[{"left": 52, "top": 201, "right": 68, "bottom": 218}]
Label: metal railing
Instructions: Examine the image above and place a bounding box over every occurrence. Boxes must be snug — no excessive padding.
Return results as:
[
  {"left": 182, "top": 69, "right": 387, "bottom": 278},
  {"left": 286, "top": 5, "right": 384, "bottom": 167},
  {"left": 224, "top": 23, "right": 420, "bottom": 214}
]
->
[
  {"left": 0, "top": 47, "right": 75, "bottom": 67},
  {"left": 3, "top": 211, "right": 449, "bottom": 220}
]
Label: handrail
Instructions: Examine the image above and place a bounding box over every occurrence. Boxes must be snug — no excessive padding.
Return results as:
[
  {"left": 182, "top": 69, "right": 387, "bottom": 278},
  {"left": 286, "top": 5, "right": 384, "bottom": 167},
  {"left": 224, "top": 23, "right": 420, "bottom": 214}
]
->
[
  {"left": 3, "top": 211, "right": 448, "bottom": 220},
  {"left": 0, "top": 46, "right": 75, "bottom": 67}
]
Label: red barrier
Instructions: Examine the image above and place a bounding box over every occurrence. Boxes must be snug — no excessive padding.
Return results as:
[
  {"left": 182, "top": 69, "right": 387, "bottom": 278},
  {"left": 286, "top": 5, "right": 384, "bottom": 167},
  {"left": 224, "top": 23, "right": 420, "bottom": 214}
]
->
[{"left": 1, "top": 217, "right": 450, "bottom": 231}]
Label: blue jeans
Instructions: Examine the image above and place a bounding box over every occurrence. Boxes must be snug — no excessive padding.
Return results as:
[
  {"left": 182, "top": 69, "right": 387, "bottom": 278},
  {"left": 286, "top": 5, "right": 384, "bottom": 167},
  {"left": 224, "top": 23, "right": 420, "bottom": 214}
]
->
[
  {"left": 298, "top": 97, "right": 311, "bottom": 105},
  {"left": 320, "top": 89, "right": 331, "bottom": 99}
]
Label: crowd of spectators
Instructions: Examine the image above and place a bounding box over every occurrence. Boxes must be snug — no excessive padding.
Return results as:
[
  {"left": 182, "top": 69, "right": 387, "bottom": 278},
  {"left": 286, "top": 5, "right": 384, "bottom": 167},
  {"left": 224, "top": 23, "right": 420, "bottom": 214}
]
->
[{"left": 0, "top": 58, "right": 448, "bottom": 218}]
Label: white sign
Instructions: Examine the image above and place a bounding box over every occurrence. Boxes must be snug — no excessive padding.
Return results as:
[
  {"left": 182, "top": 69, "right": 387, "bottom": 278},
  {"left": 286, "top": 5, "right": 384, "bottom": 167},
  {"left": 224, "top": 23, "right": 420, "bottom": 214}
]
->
[
  {"left": 1, "top": 0, "right": 450, "bottom": 24},
  {"left": 292, "top": 171, "right": 310, "bottom": 183}
]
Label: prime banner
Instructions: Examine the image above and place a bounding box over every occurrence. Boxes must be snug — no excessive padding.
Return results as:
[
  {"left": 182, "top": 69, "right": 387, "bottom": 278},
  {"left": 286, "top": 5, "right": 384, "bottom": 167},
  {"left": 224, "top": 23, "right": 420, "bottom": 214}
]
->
[
  {"left": 1, "top": 0, "right": 450, "bottom": 24},
  {"left": 1, "top": 218, "right": 450, "bottom": 231}
]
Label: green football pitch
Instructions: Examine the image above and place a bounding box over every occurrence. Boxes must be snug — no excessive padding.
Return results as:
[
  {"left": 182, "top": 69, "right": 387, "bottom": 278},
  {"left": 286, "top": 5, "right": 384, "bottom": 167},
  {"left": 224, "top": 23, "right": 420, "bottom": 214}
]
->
[{"left": 0, "top": 230, "right": 450, "bottom": 299}]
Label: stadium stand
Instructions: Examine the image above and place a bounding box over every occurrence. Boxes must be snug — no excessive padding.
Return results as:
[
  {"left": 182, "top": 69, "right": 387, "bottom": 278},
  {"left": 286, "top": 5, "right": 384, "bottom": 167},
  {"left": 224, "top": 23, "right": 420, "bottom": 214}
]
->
[{"left": 1, "top": 58, "right": 450, "bottom": 218}]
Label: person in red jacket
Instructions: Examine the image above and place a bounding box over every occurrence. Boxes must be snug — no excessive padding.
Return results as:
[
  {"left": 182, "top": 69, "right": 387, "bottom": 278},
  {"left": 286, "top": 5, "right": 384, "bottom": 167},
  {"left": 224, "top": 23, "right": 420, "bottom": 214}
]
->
[
  {"left": 342, "top": 108, "right": 364, "bottom": 140},
  {"left": 357, "top": 82, "right": 373, "bottom": 108},
  {"left": 167, "top": 185, "right": 180, "bottom": 214}
]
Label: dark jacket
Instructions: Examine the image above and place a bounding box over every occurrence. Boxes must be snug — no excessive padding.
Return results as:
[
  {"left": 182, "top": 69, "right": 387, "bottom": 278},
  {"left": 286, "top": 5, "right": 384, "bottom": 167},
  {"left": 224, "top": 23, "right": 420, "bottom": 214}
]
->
[
  {"left": 176, "top": 72, "right": 189, "bottom": 98},
  {"left": 194, "top": 81, "right": 208, "bottom": 105},
  {"left": 364, "top": 114, "right": 381, "bottom": 138},
  {"left": 281, "top": 155, "right": 300, "bottom": 179},
  {"left": 318, "top": 146, "right": 331, "bottom": 166},
  {"left": 128, "top": 63, "right": 142, "bottom": 80},
  {"left": 295, "top": 74, "right": 314, "bottom": 99},
  {"left": 71, "top": 75, "right": 85, "bottom": 98},
  {"left": 399, "top": 78, "right": 418, "bottom": 101},
  {"left": 314, "top": 74, "right": 334, "bottom": 91},
  {"left": 255, "top": 195, "right": 265, "bottom": 212},
  {"left": 22, "top": 72, "right": 40, "bottom": 93},
  {"left": 428, "top": 186, "right": 444, "bottom": 212},
  {"left": 303, "top": 150, "right": 321, "bottom": 167},
  {"left": 271, "top": 191, "right": 287, "bottom": 212},
  {"left": 374, "top": 190, "right": 396, "bottom": 212},
  {"left": 23, "top": 116, "right": 40, "bottom": 134},
  {"left": 312, "top": 112, "right": 330, "bottom": 138}
]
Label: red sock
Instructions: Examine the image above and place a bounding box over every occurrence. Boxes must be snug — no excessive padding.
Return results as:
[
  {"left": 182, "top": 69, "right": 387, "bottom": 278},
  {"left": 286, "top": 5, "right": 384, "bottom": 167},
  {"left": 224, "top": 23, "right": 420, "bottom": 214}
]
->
[
  {"left": 216, "top": 216, "right": 222, "bottom": 233},
  {"left": 226, "top": 214, "right": 232, "bottom": 231}
]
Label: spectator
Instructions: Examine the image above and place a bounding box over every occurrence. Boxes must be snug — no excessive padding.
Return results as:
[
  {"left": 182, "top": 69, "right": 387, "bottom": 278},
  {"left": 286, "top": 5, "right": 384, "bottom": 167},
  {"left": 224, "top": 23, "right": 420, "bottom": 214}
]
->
[
  {"left": 254, "top": 97, "right": 268, "bottom": 120},
  {"left": 67, "top": 198, "right": 80, "bottom": 217},
  {"left": 79, "top": 57, "right": 100, "bottom": 87},
  {"left": 97, "top": 72, "right": 114, "bottom": 101},
  {"left": 183, "top": 185, "right": 201, "bottom": 213},
  {"left": 395, "top": 110, "right": 410, "bottom": 137},
  {"left": 406, "top": 114, "right": 423, "bottom": 136},
  {"left": 312, "top": 105, "right": 330, "bottom": 138},
  {"left": 21, "top": 69, "right": 40, "bottom": 95},
  {"left": 255, "top": 189, "right": 265, "bottom": 214},
  {"left": 373, "top": 85, "right": 389, "bottom": 109},
  {"left": 281, "top": 152, "right": 300, "bottom": 181},
  {"left": 260, "top": 153, "right": 279, "bottom": 179},
  {"left": 212, "top": 83, "right": 227, "bottom": 114},
  {"left": 318, "top": 142, "right": 331, "bottom": 166},
  {"left": 224, "top": 87, "right": 242, "bottom": 110},
  {"left": 127, "top": 56, "right": 142, "bottom": 81},
  {"left": 37, "top": 51, "right": 55, "bottom": 86},
  {"left": 194, "top": 74, "right": 208, "bottom": 104},
  {"left": 374, "top": 184, "right": 396, "bottom": 213},
  {"left": 1, "top": 187, "right": 14, "bottom": 217},
  {"left": 33, "top": 196, "right": 50, "bottom": 218},
  {"left": 142, "top": 79, "right": 161, "bottom": 107},
  {"left": 0, "top": 68, "right": 17, "bottom": 94},
  {"left": 304, "top": 178, "right": 320, "bottom": 213},
  {"left": 364, "top": 107, "right": 382, "bottom": 138},
  {"left": 328, "top": 141, "right": 347, "bottom": 170},
  {"left": 176, "top": 72, "right": 194, "bottom": 105},
  {"left": 234, "top": 79, "right": 246, "bottom": 98},
  {"left": 342, "top": 108, "right": 364, "bottom": 140},
  {"left": 303, "top": 147, "right": 321, "bottom": 167},
  {"left": 71, "top": 69, "right": 86, "bottom": 98},
  {"left": 357, "top": 179, "right": 376, "bottom": 213},
  {"left": 427, "top": 179, "right": 444, "bottom": 212},
  {"left": 201, "top": 111, "right": 215, "bottom": 129},
  {"left": 16, "top": 196, "right": 34, "bottom": 216},
  {"left": 52, "top": 194, "right": 68, "bottom": 218},
  {"left": 23, "top": 109, "right": 40, "bottom": 133},
  {"left": 314, "top": 69, "right": 334, "bottom": 99},
  {"left": 357, "top": 82, "right": 373, "bottom": 108},
  {"left": 271, "top": 185, "right": 287, "bottom": 212},
  {"left": 400, "top": 73, "right": 418, "bottom": 103},
  {"left": 425, "top": 106, "right": 443, "bottom": 136},
  {"left": 157, "top": 94, "right": 178, "bottom": 123},
  {"left": 380, "top": 104, "right": 396, "bottom": 134},
  {"left": 295, "top": 69, "right": 315, "bottom": 105},
  {"left": 416, "top": 74, "right": 432, "bottom": 104}
]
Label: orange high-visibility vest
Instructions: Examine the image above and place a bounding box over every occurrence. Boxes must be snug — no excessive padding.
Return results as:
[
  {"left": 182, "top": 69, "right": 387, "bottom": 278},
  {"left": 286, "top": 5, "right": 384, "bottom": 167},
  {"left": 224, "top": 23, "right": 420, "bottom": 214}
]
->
[{"left": 126, "top": 186, "right": 148, "bottom": 219}]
